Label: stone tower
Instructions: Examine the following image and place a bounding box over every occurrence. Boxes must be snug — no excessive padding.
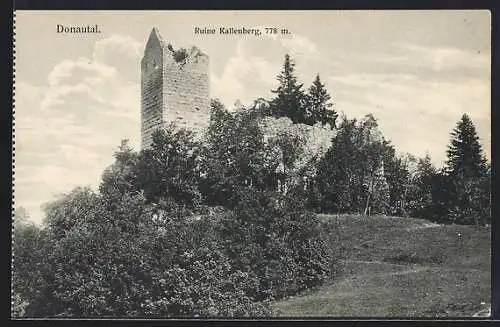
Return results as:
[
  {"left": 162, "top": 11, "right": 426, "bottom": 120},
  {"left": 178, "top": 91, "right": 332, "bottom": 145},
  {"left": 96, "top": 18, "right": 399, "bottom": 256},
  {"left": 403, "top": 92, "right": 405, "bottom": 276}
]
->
[{"left": 141, "top": 27, "right": 210, "bottom": 149}]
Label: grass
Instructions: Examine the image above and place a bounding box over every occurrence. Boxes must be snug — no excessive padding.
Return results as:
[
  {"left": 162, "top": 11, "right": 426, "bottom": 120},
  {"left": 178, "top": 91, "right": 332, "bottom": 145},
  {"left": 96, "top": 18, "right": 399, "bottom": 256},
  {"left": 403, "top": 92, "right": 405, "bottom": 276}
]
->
[{"left": 274, "top": 214, "right": 491, "bottom": 318}]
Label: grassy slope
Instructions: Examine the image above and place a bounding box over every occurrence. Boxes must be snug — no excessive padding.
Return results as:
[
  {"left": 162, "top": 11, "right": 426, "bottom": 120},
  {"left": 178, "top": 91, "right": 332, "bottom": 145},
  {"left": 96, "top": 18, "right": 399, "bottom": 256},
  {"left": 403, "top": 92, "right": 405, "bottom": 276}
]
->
[{"left": 274, "top": 214, "right": 491, "bottom": 318}]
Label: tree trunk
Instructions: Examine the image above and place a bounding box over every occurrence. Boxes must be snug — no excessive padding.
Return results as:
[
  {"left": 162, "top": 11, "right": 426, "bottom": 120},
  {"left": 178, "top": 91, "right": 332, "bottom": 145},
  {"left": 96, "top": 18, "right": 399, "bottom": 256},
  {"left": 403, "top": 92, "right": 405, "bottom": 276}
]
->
[{"left": 364, "top": 191, "right": 372, "bottom": 216}]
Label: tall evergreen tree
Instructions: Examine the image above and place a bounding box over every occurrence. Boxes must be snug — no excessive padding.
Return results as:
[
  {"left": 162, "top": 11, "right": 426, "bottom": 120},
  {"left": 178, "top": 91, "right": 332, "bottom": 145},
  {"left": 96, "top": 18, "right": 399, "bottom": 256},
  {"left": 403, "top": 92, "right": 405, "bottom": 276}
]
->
[
  {"left": 270, "top": 54, "right": 306, "bottom": 124},
  {"left": 444, "top": 114, "right": 490, "bottom": 225},
  {"left": 445, "top": 114, "right": 487, "bottom": 177},
  {"left": 306, "top": 74, "right": 337, "bottom": 129}
]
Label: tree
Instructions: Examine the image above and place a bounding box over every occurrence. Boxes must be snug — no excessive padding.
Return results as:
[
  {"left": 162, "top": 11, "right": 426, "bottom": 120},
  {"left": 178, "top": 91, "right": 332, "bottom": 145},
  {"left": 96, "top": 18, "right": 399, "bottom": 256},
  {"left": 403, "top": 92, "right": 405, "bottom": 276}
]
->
[
  {"left": 405, "top": 154, "right": 438, "bottom": 219},
  {"left": 100, "top": 140, "right": 140, "bottom": 207},
  {"left": 42, "top": 187, "right": 103, "bottom": 239},
  {"left": 306, "top": 74, "right": 337, "bottom": 129},
  {"left": 135, "top": 123, "right": 203, "bottom": 206},
  {"left": 313, "top": 115, "right": 389, "bottom": 215},
  {"left": 358, "top": 115, "right": 390, "bottom": 216},
  {"left": 382, "top": 152, "right": 416, "bottom": 216},
  {"left": 217, "top": 188, "right": 333, "bottom": 301},
  {"left": 201, "top": 100, "right": 275, "bottom": 207},
  {"left": 13, "top": 207, "right": 30, "bottom": 230},
  {"left": 12, "top": 207, "right": 42, "bottom": 317},
  {"left": 269, "top": 54, "right": 307, "bottom": 124},
  {"left": 314, "top": 117, "right": 364, "bottom": 213},
  {"left": 17, "top": 187, "right": 275, "bottom": 317},
  {"left": 267, "top": 130, "right": 306, "bottom": 195},
  {"left": 445, "top": 114, "right": 488, "bottom": 178},
  {"left": 444, "top": 114, "right": 490, "bottom": 225}
]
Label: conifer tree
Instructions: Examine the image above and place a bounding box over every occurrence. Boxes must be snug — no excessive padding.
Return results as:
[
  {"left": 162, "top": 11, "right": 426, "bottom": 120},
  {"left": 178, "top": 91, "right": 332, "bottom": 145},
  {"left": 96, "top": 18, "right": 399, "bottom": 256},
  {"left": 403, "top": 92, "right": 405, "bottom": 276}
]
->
[
  {"left": 270, "top": 54, "right": 306, "bottom": 123},
  {"left": 444, "top": 114, "right": 490, "bottom": 225},
  {"left": 307, "top": 74, "right": 337, "bottom": 129},
  {"left": 445, "top": 114, "right": 487, "bottom": 178}
]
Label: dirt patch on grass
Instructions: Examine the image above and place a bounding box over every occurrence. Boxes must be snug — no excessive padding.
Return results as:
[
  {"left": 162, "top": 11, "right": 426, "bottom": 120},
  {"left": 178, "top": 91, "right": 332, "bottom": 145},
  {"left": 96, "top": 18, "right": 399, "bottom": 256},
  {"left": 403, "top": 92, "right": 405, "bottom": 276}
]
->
[{"left": 383, "top": 253, "right": 445, "bottom": 265}]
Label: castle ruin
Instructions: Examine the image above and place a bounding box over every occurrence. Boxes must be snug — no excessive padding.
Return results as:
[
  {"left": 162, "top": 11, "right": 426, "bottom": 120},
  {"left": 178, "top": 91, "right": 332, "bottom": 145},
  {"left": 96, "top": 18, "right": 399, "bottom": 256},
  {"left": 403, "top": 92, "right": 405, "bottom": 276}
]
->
[{"left": 141, "top": 27, "right": 210, "bottom": 149}]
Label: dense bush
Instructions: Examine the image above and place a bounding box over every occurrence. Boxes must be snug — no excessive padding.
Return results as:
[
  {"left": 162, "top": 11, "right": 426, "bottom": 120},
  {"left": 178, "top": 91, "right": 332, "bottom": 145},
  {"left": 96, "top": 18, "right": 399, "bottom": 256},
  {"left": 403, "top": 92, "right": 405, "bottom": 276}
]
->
[
  {"left": 12, "top": 219, "right": 45, "bottom": 317},
  {"left": 13, "top": 189, "right": 276, "bottom": 317},
  {"left": 216, "top": 187, "right": 335, "bottom": 301}
]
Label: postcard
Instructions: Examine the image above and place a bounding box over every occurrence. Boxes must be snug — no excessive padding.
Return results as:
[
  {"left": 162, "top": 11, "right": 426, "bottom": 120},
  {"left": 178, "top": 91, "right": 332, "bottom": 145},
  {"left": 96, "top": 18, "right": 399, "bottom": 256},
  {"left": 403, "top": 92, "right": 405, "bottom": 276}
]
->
[{"left": 12, "top": 10, "right": 491, "bottom": 319}]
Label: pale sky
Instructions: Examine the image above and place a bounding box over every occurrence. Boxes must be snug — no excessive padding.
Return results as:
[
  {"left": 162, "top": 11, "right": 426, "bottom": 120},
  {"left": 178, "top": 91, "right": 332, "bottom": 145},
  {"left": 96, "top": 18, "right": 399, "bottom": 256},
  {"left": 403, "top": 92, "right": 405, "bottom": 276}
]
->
[{"left": 14, "top": 10, "right": 491, "bottom": 224}]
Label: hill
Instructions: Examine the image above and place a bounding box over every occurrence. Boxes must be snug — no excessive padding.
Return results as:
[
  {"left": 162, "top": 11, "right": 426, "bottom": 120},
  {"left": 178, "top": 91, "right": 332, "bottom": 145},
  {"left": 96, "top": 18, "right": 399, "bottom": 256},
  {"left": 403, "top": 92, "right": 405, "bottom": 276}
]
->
[{"left": 274, "top": 214, "right": 491, "bottom": 318}]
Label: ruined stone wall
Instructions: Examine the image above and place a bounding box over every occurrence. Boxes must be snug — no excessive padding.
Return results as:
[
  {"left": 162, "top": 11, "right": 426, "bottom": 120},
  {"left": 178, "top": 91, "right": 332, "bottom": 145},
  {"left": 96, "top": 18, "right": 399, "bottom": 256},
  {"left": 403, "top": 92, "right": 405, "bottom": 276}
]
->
[{"left": 260, "top": 116, "right": 337, "bottom": 176}]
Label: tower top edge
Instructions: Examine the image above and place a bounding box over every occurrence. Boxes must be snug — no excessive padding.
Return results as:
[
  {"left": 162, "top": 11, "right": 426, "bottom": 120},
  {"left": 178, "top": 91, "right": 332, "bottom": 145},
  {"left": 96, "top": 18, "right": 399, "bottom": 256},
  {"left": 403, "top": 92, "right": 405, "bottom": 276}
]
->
[
  {"left": 143, "top": 28, "right": 209, "bottom": 60},
  {"left": 149, "top": 27, "right": 166, "bottom": 47}
]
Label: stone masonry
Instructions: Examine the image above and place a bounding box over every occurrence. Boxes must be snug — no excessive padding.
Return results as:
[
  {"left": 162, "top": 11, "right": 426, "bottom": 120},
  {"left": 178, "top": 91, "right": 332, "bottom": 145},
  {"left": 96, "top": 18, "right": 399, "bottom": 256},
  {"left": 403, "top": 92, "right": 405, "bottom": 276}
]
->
[
  {"left": 260, "top": 116, "right": 336, "bottom": 171},
  {"left": 141, "top": 27, "right": 210, "bottom": 149}
]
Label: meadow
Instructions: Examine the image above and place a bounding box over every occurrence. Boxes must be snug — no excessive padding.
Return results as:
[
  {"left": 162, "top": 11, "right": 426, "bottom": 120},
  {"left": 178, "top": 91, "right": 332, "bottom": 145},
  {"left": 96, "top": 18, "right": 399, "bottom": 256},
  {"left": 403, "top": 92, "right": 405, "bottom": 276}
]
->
[{"left": 275, "top": 214, "right": 491, "bottom": 318}]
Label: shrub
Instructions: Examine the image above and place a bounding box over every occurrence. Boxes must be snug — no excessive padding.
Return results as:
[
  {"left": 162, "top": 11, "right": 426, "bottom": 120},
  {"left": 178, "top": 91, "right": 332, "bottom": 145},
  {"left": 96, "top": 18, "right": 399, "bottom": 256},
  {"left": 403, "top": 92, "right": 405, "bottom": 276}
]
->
[
  {"left": 167, "top": 44, "right": 189, "bottom": 64},
  {"left": 14, "top": 189, "right": 275, "bottom": 318},
  {"left": 217, "top": 187, "right": 335, "bottom": 300}
]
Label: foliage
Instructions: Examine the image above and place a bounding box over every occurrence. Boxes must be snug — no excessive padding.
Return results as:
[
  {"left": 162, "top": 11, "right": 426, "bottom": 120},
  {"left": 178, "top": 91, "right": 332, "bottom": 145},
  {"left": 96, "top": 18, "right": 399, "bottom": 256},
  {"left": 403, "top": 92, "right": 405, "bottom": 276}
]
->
[
  {"left": 167, "top": 44, "right": 189, "bottom": 64},
  {"left": 311, "top": 113, "right": 490, "bottom": 225},
  {"left": 269, "top": 54, "right": 308, "bottom": 124},
  {"left": 405, "top": 154, "right": 438, "bottom": 219},
  {"left": 14, "top": 188, "right": 276, "bottom": 317},
  {"left": 42, "top": 187, "right": 104, "bottom": 239},
  {"left": 12, "top": 292, "right": 29, "bottom": 317},
  {"left": 201, "top": 100, "right": 277, "bottom": 207},
  {"left": 216, "top": 188, "right": 334, "bottom": 301},
  {"left": 135, "top": 124, "right": 203, "bottom": 206},
  {"left": 268, "top": 57, "right": 337, "bottom": 128},
  {"left": 12, "top": 210, "right": 44, "bottom": 317},
  {"left": 381, "top": 149, "right": 415, "bottom": 217},
  {"left": 445, "top": 114, "right": 488, "bottom": 178},
  {"left": 446, "top": 167, "right": 491, "bottom": 226},
  {"left": 266, "top": 129, "right": 307, "bottom": 195},
  {"left": 100, "top": 139, "right": 140, "bottom": 206},
  {"left": 306, "top": 74, "right": 338, "bottom": 129},
  {"left": 313, "top": 115, "right": 390, "bottom": 215},
  {"left": 441, "top": 114, "right": 490, "bottom": 225},
  {"left": 13, "top": 207, "right": 30, "bottom": 230}
]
